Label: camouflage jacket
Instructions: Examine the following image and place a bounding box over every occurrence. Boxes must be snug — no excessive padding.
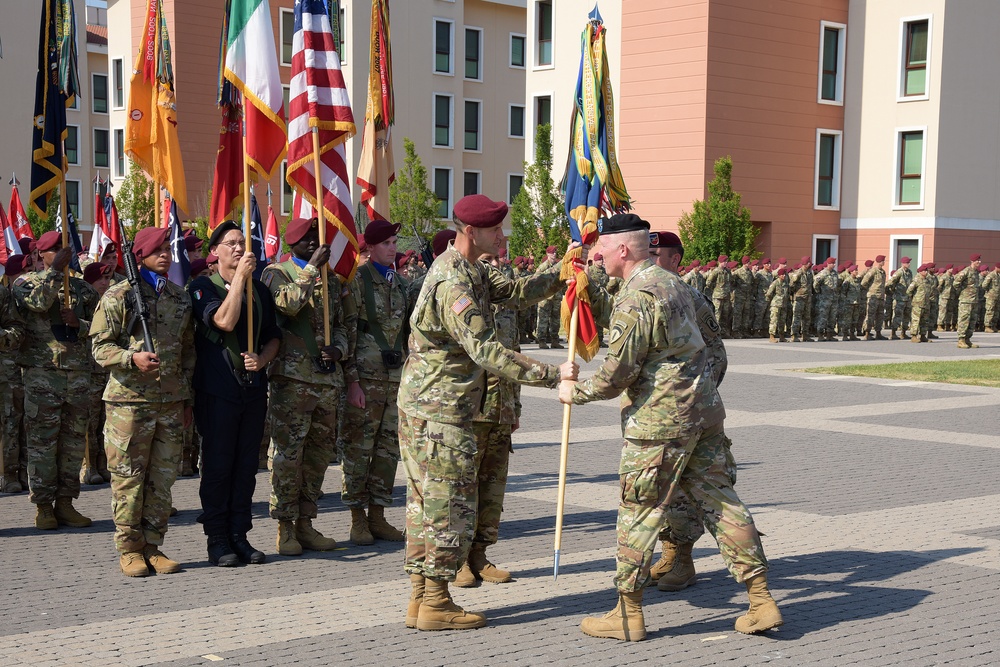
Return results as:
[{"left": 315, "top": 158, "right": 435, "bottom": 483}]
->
[
  {"left": 938, "top": 272, "right": 955, "bottom": 301},
  {"left": 754, "top": 269, "right": 773, "bottom": 302},
  {"left": 766, "top": 274, "right": 790, "bottom": 307},
  {"left": 684, "top": 269, "right": 706, "bottom": 295},
  {"left": 0, "top": 283, "right": 25, "bottom": 353},
  {"left": 537, "top": 258, "right": 565, "bottom": 305},
  {"left": 90, "top": 276, "right": 195, "bottom": 403},
  {"left": 731, "top": 265, "right": 753, "bottom": 296},
  {"left": 263, "top": 260, "right": 353, "bottom": 387},
  {"left": 886, "top": 266, "right": 913, "bottom": 298},
  {"left": 813, "top": 266, "right": 840, "bottom": 299},
  {"left": 575, "top": 260, "right": 725, "bottom": 444},
  {"left": 587, "top": 264, "right": 610, "bottom": 292},
  {"left": 982, "top": 270, "right": 1000, "bottom": 295},
  {"left": 953, "top": 266, "right": 981, "bottom": 304},
  {"left": 860, "top": 266, "right": 886, "bottom": 299},
  {"left": 906, "top": 273, "right": 931, "bottom": 309},
  {"left": 840, "top": 274, "right": 862, "bottom": 305},
  {"left": 399, "top": 246, "right": 562, "bottom": 425},
  {"left": 476, "top": 261, "right": 532, "bottom": 425},
  {"left": 346, "top": 262, "right": 410, "bottom": 384},
  {"left": 704, "top": 265, "right": 732, "bottom": 299},
  {"left": 683, "top": 280, "right": 728, "bottom": 388},
  {"left": 13, "top": 268, "right": 98, "bottom": 371},
  {"left": 789, "top": 266, "right": 813, "bottom": 299}
]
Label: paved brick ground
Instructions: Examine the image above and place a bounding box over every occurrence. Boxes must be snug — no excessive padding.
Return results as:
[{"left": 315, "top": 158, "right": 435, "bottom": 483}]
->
[{"left": 3, "top": 332, "right": 1000, "bottom": 665}]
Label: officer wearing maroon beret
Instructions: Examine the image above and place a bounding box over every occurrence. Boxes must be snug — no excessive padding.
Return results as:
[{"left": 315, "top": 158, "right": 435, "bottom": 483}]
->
[
  {"left": 952, "top": 253, "right": 982, "bottom": 347},
  {"left": 537, "top": 242, "right": 564, "bottom": 348},
  {"left": 0, "top": 255, "right": 26, "bottom": 493}
]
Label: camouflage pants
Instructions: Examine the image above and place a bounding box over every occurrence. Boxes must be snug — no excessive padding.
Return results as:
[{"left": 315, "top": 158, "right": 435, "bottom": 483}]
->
[
  {"left": 536, "top": 299, "right": 561, "bottom": 343},
  {"left": 104, "top": 401, "right": 183, "bottom": 553},
  {"left": 731, "top": 294, "right": 748, "bottom": 336},
  {"left": 910, "top": 305, "right": 930, "bottom": 336},
  {"left": 268, "top": 376, "right": 339, "bottom": 521},
  {"left": 712, "top": 296, "right": 732, "bottom": 337},
  {"left": 615, "top": 426, "right": 767, "bottom": 593},
  {"left": 768, "top": 304, "right": 786, "bottom": 338},
  {"left": 0, "top": 364, "right": 23, "bottom": 482},
  {"left": 23, "top": 367, "right": 89, "bottom": 505},
  {"left": 985, "top": 294, "right": 1000, "bottom": 330},
  {"left": 84, "top": 372, "right": 109, "bottom": 477},
  {"left": 471, "top": 422, "right": 512, "bottom": 546},
  {"left": 341, "top": 377, "right": 400, "bottom": 509},
  {"left": 957, "top": 300, "right": 977, "bottom": 340},
  {"left": 892, "top": 297, "right": 910, "bottom": 331},
  {"left": 839, "top": 304, "right": 858, "bottom": 337},
  {"left": 791, "top": 297, "right": 809, "bottom": 337},
  {"left": 864, "top": 295, "right": 884, "bottom": 333},
  {"left": 938, "top": 296, "right": 954, "bottom": 328},
  {"left": 753, "top": 298, "right": 769, "bottom": 334},
  {"left": 400, "top": 411, "right": 489, "bottom": 581},
  {"left": 815, "top": 297, "right": 836, "bottom": 336}
]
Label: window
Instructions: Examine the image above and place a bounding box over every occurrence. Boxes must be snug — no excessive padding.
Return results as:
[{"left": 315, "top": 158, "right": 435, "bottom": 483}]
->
[
  {"left": 892, "top": 237, "right": 921, "bottom": 270},
  {"left": 94, "top": 128, "right": 110, "bottom": 169},
  {"left": 112, "top": 58, "right": 124, "bottom": 109},
  {"left": 535, "top": 95, "right": 551, "bottom": 129},
  {"left": 65, "top": 126, "right": 80, "bottom": 165},
  {"left": 335, "top": 7, "right": 346, "bottom": 62},
  {"left": 433, "top": 94, "right": 453, "bottom": 148},
  {"left": 92, "top": 73, "right": 108, "bottom": 114},
  {"left": 509, "top": 104, "right": 525, "bottom": 138},
  {"left": 433, "top": 168, "right": 452, "bottom": 218},
  {"left": 536, "top": 1, "right": 553, "bottom": 67},
  {"left": 818, "top": 22, "right": 846, "bottom": 104},
  {"left": 898, "top": 130, "right": 924, "bottom": 206},
  {"left": 508, "top": 174, "right": 524, "bottom": 205},
  {"left": 283, "top": 85, "right": 290, "bottom": 119},
  {"left": 464, "top": 100, "right": 481, "bottom": 151},
  {"left": 510, "top": 33, "right": 526, "bottom": 68},
  {"left": 114, "top": 128, "right": 125, "bottom": 177},
  {"left": 435, "top": 19, "right": 453, "bottom": 74},
  {"left": 65, "top": 180, "right": 80, "bottom": 219},
  {"left": 902, "top": 19, "right": 929, "bottom": 97},
  {"left": 813, "top": 236, "right": 838, "bottom": 265},
  {"left": 463, "top": 171, "right": 481, "bottom": 197},
  {"left": 465, "top": 28, "right": 482, "bottom": 80},
  {"left": 814, "top": 130, "right": 842, "bottom": 209},
  {"left": 281, "top": 9, "right": 294, "bottom": 66}
]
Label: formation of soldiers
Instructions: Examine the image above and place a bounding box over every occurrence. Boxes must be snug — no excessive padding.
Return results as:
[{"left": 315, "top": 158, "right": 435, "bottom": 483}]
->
[{"left": 671, "top": 252, "right": 995, "bottom": 349}]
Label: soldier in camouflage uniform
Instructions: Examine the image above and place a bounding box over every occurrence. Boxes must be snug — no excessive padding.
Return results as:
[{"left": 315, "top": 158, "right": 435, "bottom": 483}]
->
[
  {"left": 925, "top": 265, "right": 940, "bottom": 339},
  {"left": 839, "top": 265, "right": 862, "bottom": 341},
  {"left": 587, "top": 254, "right": 610, "bottom": 346},
  {"left": 13, "top": 232, "right": 98, "bottom": 530},
  {"left": 81, "top": 262, "right": 114, "bottom": 486},
  {"left": 886, "top": 257, "right": 913, "bottom": 339},
  {"left": 813, "top": 258, "right": 840, "bottom": 341},
  {"left": 729, "top": 257, "right": 753, "bottom": 338},
  {"left": 90, "top": 227, "right": 194, "bottom": 576},
  {"left": 561, "top": 213, "right": 780, "bottom": 641},
  {"left": 0, "top": 268, "right": 26, "bottom": 493},
  {"left": 981, "top": 263, "right": 1000, "bottom": 332},
  {"left": 788, "top": 258, "right": 814, "bottom": 342},
  {"left": 937, "top": 264, "right": 956, "bottom": 331},
  {"left": 399, "top": 195, "right": 577, "bottom": 631},
  {"left": 906, "top": 263, "right": 933, "bottom": 342},
  {"left": 341, "top": 220, "right": 409, "bottom": 546},
  {"left": 705, "top": 256, "right": 733, "bottom": 337},
  {"left": 861, "top": 254, "right": 887, "bottom": 339},
  {"left": 263, "top": 217, "right": 353, "bottom": 556},
  {"left": 765, "top": 267, "right": 791, "bottom": 342},
  {"left": 535, "top": 245, "right": 564, "bottom": 348},
  {"left": 954, "top": 254, "right": 983, "bottom": 348}
]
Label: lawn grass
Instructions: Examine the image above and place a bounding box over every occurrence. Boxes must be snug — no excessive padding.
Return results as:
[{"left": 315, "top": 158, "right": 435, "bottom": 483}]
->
[{"left": 805, "top": 359, "right": 1000, "bottom": 388}]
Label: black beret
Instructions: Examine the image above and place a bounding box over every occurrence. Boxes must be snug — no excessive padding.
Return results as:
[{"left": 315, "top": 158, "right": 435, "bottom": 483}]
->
[
  {"left": 599, "top": 213, "right": 650, "bottom": 235},
  {"left": 208, "top": 220, "right": 242, "bottom": 249}
]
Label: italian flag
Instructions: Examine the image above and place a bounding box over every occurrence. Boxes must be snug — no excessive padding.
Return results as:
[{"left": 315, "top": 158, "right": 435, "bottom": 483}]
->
[{"left": 224, "top": 0, "right": 287, "bottom": 179}]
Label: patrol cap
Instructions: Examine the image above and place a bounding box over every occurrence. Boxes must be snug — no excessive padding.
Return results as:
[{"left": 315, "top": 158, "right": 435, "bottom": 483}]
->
[
  {"left": 875, "top": 254, "right": 886, "bottom": 262},
  {"left": 133, "top": 227, "right": 170, "bottom": 259},
  {"left": 35, "top": 231, "right": 62, "bottom": 252},
  {"left": 971, "top": 253, "right": 982, "bottom": 262},
  {"left": 83, "top": 262, "right": 113, "bottom": 284},
  {"left": 599, "top": 213, "right": 649, "bottom": 235},
  {"left": 285, "top": 217, "right": 335, "bottom": 246},
  {"left": 649, "top": 231, "right": 681, "bottom": 248},
  {"left": 184, "top": 235, "right": 203, "bottom": 252},
  {"left": 18, "top": 238, "right": 35, "bottom": 254},
  {"left": 363, "top": 219, "right": 402, "bottom": 246},
  {"left": 432, "top": 229, "right": 457, "bottom": 256},
  {"left": 864, "top": 259, "right": 874, "bottom": 267},
  {"left": 453, "top": 194, "right": 508, "bottom": 228},
  {"left": 208, "top": 220, "right": 242, "bottom": 249},
  {"left": 3, "top": 254, "right": 29, "bottom": 278}
]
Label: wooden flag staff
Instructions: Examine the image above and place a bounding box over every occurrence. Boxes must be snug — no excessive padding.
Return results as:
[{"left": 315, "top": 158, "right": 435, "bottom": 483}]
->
[
  {"left": 242, "top": 125, "right": 254, "bottom": 347},
  {"left": 310, "top": 127, "right": 332, "bottom": 347},
  {"left": 553, "top": 298, "right": 581, "bottom": 580}
]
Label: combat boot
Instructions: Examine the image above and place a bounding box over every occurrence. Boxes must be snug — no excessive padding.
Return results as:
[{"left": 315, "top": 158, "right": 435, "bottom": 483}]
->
[
  {"left": 207, "top": 535, "right": 240, "bottom": 567},
  {"left": 734, "top": 573, "right": 783, "bottom": 634},
  {"left": 580, "top": 590, "right": 646, "bottom": 641},
  {"left": 276, "top": 520, "right": 303, "bottom": 556},
  {"left": 890, "top": 330, "right": 899, "bottom": 340},
  {"left": 802, "top": 335, "right": 815, "bottom": 342},
  {"left": 120, "top": 551, "right": 150, "bottom": 577},
  {"left": 350, "top": 507, "right": 375, "bottom": 545},
  {"left": 468, "top": 543, "right": 512, "bottom": 584},
  {"left": 296, "top": 518, "right": 337, "bottom": 551},
  {"left": 54, "top": 498, "right": 92, "bottom": 527},
  {"left": 416, "top": 579, "right": 487, "bottom": 631},
  {"left": 920, "top": 334, "right": 929, "bottom": 343},
  {"left": 657, "top": 542, "right": 696, "bottom": 591},
  {"left": 230, "top": 533, "right": 266, "bottom": 564},
  {"left": 911, "top": 334, "right": 921, "bottom": 343},
  {"left": 779, "top": 336, "right": 788, "bottom": 342},
  {"left": 875, "top": 332, "right": 888, "bottom": 340},
  {"left": 928, "top": 332, "right": 939, "bottom": 339},
  {"left": 143, "top": 545, "right": 181, "bottom": 574},
  {"left": 768, "top": 335, "right": 778, "bottom": 343},
  {"left": 649, "top": 540, "right": 677, "bottom": 581},
  {"left": 454, "top": 562, "right": 477, "bottom": 588},
  {"left": 405, "top": 574, "right": 425, "bottom": 628},
  {"left": 551, "top": 341, "right": 564, "bottom": 349},
  {"left": 34, "top": 503, "right": 57, "bottom": 530},
  {"left": 0, "top": 477, "right": 23, "bottom": 494},
  {"left": 368, "top": 505, "right": 404, "bottom": 541},
  {"left": 842, "top": 334, "right": 851, "bottom": 342},
  {"left": 537, "top": 342, "right": 550, "bottom": 349},
  {"left": 790, "top": 335, "right": 800, "bottom": 343}
]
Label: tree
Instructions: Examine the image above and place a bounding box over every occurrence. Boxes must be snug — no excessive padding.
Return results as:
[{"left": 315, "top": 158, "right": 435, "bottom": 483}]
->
[
  {"left": 677, "top": 156, "right": 759, "bottom": 264},
  {"left": 27, "top": 189, "right": 60, "bottom": 238},
  {"left": 389, "top": 137, "right": 443, "bottom": 252},
  {"left": 115, "top": 161, "right": 156, "bottom": 233},
  {"left": 508, "top": 124, "right": 568, "bottom": 262}
]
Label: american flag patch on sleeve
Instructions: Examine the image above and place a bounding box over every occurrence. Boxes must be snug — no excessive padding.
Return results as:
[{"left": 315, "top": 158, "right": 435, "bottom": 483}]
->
[{"left": 452, "top": 295, "right": 473, "bottom": 315}]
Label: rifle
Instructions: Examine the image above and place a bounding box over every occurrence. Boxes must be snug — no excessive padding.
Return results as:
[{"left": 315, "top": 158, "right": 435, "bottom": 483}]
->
[
  {"left": 117, "top": 218, "right": 155, "bottom": 354},
  {"left": 409, "top": 219, "right": 435, "bottom": 269}
]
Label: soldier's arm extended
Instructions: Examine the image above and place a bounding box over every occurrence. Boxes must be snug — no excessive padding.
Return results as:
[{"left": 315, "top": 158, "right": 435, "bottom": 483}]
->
[
  {"left": 690, "top": 287, "right": 727, "bottom": 385},
  {"left": 0, "top": 286, "right": 25, "bottom": 351},
  {"left": 266, "top": 264, "right": 316, "bottom": 317},
  {"left": 584, "top": 277, "right": 615, "bottom": 330},
  {"left": 571, "top": 294, "right": 650, "bottom": 405},
  {"left": 13, "top": 268, "right": 62, "bottom": 312},
  {"left": 75, "top": 281, "right": 99, "bottom": 338},
  {"left": 438, "top": 281, "right": 560, "bottom": 387},
  {"left": 485, "top": 259, "right": 562, "bottom": 309},
  {"left": 906, "top": 278, "right": 918, "bottom": 297},
  {"left": 90, "top": 286, "right": 135, "bottom": 369}
]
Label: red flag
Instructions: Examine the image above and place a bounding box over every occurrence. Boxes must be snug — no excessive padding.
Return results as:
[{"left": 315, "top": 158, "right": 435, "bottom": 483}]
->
[
  {"left": 264, "top": 204, "right": 280, "bottom": 260},
  {"left": 162, "top": 194, "right": 172, "bottom": 228},
  {"left": 560, "top": 226, "right": 601, "bottom": 362},
  {"left": 0, "top": 200, "right": 19, "bottom": 265},
  {"left": 9, "top": 185, "right": 34, "bottom": 240},
  {"left": 209, "top": 101, "right": 243, "bottom": 229},
  {"left": 87, "top": 188, "right": 112, "bottom": 259}
]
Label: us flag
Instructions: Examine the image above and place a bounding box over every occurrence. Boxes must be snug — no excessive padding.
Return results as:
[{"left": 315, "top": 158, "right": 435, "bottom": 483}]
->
[{"left": 285, "top": 0, "right": 358, "bottom": 280}]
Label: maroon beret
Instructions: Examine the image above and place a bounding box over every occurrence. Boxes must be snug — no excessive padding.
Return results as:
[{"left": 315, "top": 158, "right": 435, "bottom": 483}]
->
[
  {"left": 689, "top": 259, "right": 700, "bottom": 267},
  {"left": 741, "top": 255, "right": 750, "bottom": 264},
  {"left": 101, "top": 241, "right": 118, "bottom": 257},
  {"left": 777, "top": 268, "right": 787, "bottom": 276},
  {"left": 875, "top": 254, "right": 886, "bottom": 262},
  {"left": 4, "top": 254, "right": 29, "bottom": 278},
  {"left": 900, "top": 256, "right": 912, "bottom": 263},
  {"left": 718, "top": 254, "right": 728, "bottom": 262},
  {"left": 726, "top": 261, "right": 738, "bottom": 269},
  {"left": 864, "top": 259, "right": 874, "bottom": 267},
  {"left": 801, "top": 255, "right": 812, "bottom": 264},
  {"left": 285, "top": 217, "right": 333, "bottom": 246},
  {"left": 980, "top": 265, "right": 989, "bottom": 272},
  {"left": 184, "top": 235, "right": 203, "bottom": 252},
  {"left": 498, "top": 247, "right": 507, "bottom": 258},
  {"left": 83, "top": 262, "right": 113, "bottom": 284},
  {"left": 133, "top": 227, "right": 170, "bottom": 259},
  {"left": 453, "top": 194, "right": 508, "bottom": 228},
  {"left": 945, "top": 264, "right": 953, "bottom": 270},
  {"left": 706, "top": 260, "right": 717, "bottom": 268},
  {"left": 207, "top": 252, "right": 219, "bottom": 265},
  {"left": 749, "top": 260, "right": 759, "bottom": 267},
  {"left": 776, "top": 257, "right": 786, "bottom": 264},
  {"left": 18, "top": 238, "right": 34, "bottom": 254},
  {"left": 546, "top": 245, "right": 557, "bottom": 254},
  {"left": 593, "top": 252, "right": 604, "bottom": 261},
  {"left": 971, "top": 253, "right": 982, "bottom": 262},
  {"left": 432, "top": 229, "right": 457, "bottom": 257},
  {"left": 650, "top": 231, "right": 682, "bottom": 248},
  {"left": 190, "top": 257, "right": 208, "bottom": 277},
  {"left": 761, "top": 258, "right": 770, "bottom": 264},
  {"left": 363, "top": 219, "right": 402, "bottom": 246},
  {"left": 35, "top": 231, "right": 62, "bottom": 252},
  {"left": 826, "top": 257, "right": 836, "bottom": 265}
]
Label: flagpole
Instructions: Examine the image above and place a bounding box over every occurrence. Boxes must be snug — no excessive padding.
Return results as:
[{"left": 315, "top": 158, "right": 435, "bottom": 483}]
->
[
  {"left": 242, "top": 124, "right": 254, "bottom": 348},
  {"left": 59, "top": 141, "right": 70, "bottom": 307},
  {"left": 310, "top": 128, "right": 332, "bottom": 347},
  {"left": 553, "top": 299, "right": 581, "bottom": 581},
  {"left": 154, "top": 186, "right": 161, "bottom": 229}
]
